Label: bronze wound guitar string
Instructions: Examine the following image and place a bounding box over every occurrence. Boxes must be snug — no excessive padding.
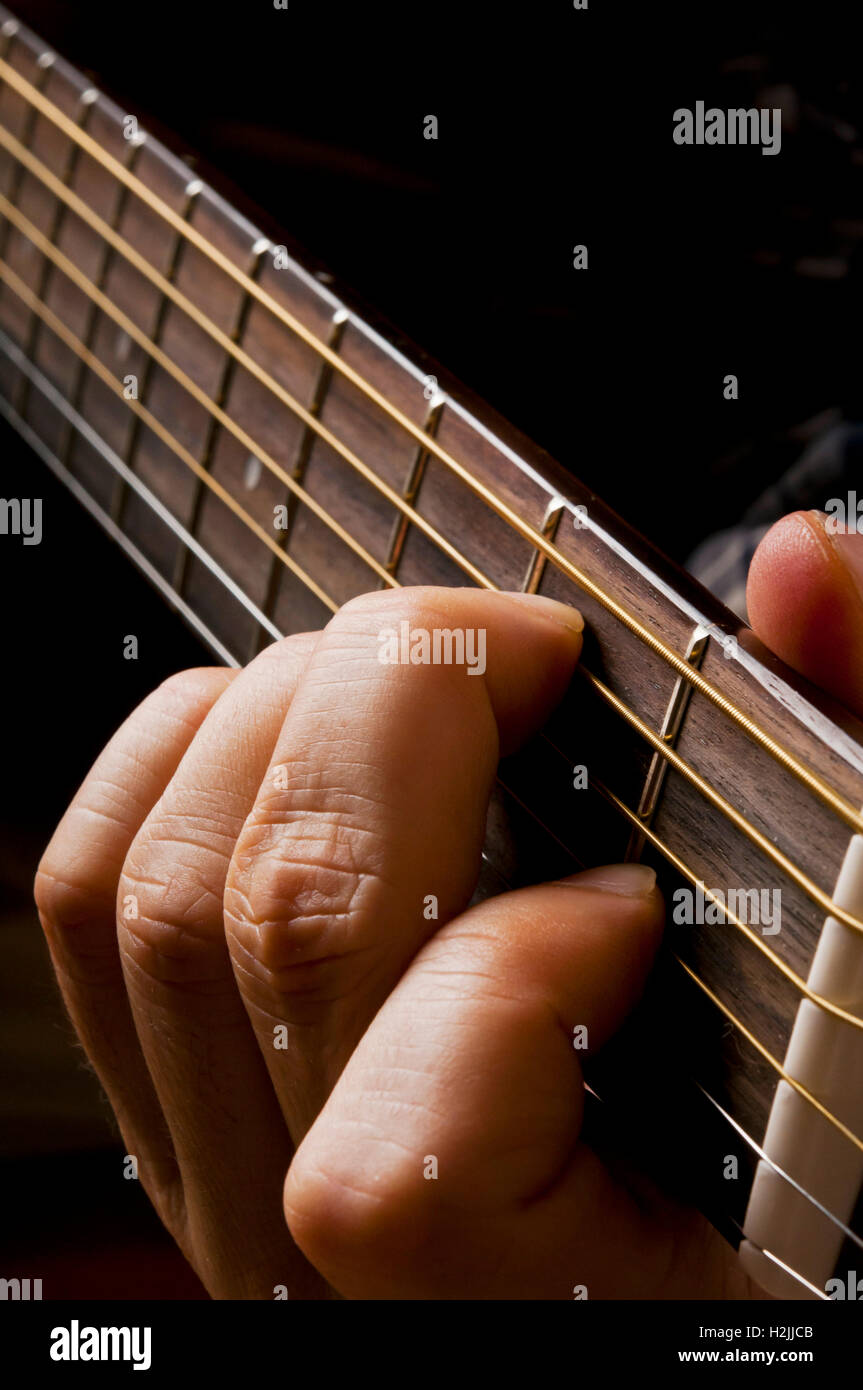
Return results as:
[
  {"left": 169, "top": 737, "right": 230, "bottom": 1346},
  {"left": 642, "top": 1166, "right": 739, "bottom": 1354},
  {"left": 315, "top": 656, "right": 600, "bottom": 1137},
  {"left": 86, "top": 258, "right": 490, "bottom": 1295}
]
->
[
  {"left": 0, "top": 259, "right": 339, "bottom": 611},
  {"left": 3, "top": 47, "right": 863, "bottom": 1254},
  {"left": 3, "top": 180, "right": 863, "bottom": 942},
  {"left": 6, "top": 291, "right": 863, "bottom": 1262},
  {"left": 1, "top": 53, "right": 862, "bottom": 842},
  {"left": 0, "top": 126, "right": 492, "bottom": 590},
  {"left": 1, "top": 187, "right": 861, "bottom": 934},
  {"left": 0, "top": 192, "right": 399, "bottom": 589}
]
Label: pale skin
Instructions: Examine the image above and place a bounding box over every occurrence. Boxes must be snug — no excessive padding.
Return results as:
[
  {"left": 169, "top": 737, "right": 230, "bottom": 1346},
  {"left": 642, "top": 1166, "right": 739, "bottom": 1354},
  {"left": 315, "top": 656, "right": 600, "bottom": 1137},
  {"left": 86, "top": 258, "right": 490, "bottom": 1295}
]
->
[{"left": 33, "top": 509, "right": 863, "bottom": 1299}]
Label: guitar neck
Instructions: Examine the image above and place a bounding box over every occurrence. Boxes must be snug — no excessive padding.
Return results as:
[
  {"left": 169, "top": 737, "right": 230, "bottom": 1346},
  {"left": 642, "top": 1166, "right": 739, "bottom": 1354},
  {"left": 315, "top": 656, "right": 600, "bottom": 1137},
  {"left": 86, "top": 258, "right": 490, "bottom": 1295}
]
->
[{"left": 3, "top": 3, "right": 863, "bottom": 1300}]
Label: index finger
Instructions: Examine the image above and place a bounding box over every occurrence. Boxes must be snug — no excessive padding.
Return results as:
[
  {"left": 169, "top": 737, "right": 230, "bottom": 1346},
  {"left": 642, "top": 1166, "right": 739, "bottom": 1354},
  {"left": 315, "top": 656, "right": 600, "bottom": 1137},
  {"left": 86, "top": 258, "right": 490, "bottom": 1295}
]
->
[{"left": 223, "top": 586, "right": 583, "bottom": 1138}]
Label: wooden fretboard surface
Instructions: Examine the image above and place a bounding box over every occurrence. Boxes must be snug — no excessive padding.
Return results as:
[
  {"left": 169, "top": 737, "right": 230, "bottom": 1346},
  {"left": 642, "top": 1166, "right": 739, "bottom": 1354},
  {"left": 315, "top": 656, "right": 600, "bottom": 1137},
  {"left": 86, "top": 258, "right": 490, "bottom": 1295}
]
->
[{"left": 3, "top": 4, "right": 863, "bottom": 1290}]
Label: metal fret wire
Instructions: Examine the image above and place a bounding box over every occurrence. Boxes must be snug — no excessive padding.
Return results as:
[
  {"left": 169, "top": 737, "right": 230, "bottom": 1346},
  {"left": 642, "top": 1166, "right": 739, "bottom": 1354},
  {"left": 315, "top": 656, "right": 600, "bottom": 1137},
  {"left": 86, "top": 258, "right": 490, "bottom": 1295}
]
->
[
  {"left": 10, "top": 61, "right": 88, "bottom": 419},
  {"left": 6, "top": 193, "right": 863, "bottom": 958},
  {"left": 6, "top": 328, "right": 862, "bottom": 1276},
  {"left": 586, "top": 772, "right": 863, "bottom": 1034},
  {"left": 0, "top": 193, "right": 398, "bottom": 590},
  {"left": 493, "top": 762, "right": 863, "bottom": 1150},
  {"left": 110, "top": 168, "right": 200, "bottom": 527},
  {"left": 0, "top": 257, "right": 338, "bottom": 611},
  {"left": 0, "top": 51, "right": 861, "bottom": 841},
  {"left": 580, "top": 668, "right": 863, "bottom": 940},
  {"left": 0, "top": 379, "right": 241, "bottom": 667},
  {"left": 7, "top": 338, "right": 858, "bottom": 1274},
  {"left": 1, "top": 50, "right": 862, "bottom": 1252},
  {"left": 2, "top": 174, "right": 863, "bottom": 940},
  {"left": 56, "top": 124, "right": 145, "bottom": 468},
  {"left": 0, "top": 122, "right": 491, "bottom": 590},
  {"left": 0, "top": 323, "right": 283, "bottom": 647},
  {"left": 2, "top": 146, "right": 862, "bottom": 1139}
]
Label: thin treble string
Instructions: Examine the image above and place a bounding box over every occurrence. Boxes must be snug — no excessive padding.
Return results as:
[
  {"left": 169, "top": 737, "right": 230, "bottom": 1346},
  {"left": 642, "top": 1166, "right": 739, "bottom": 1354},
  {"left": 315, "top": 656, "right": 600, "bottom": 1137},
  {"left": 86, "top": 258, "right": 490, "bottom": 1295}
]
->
[
  {"left": 675, "top": 952, "right": 863, "bottom": 1156},
  {"left": 586, "top": 770, "right": 863, "bottom": 1032},
  {"left": 0, "top": 321, "right": 286, "bottom": 645},
  {"left": 697, "top": 1081, "right": 863, "bottom": 1258},
  {"left": 7, "top": 265, "right": 863, "bottom": 1174},
  {"left": 575, "top": 669, "right": 863, "bottom": 939},
  {"left": 518, "top": 732, "right": 859, "bottom": 1025},
  {"left": 1, "top": 53, "right": 862, "bottom": 840},
  {"left": 0, "top": 192, "right": 400, "bottom": 591},
  {"left": 5, "top": 187, "right": 863, "bottom": 944},
  {"left": 0, "top": 122, "right": 492, "bottom": 590},
  {"left": 0, "top": 256, "right": 338, "bottom": 611},
  {"left": 2, "top": 44, "right": 856, "bottom": 1290}
]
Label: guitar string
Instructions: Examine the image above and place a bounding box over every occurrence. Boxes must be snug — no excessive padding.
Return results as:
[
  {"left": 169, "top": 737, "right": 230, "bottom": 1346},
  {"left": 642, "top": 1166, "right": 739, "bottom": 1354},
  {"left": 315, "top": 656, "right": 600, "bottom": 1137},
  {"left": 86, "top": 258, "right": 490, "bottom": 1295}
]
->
[
  {"left": 697, "top": 1082, "right": 863, "bottom": 1261},
  {"left": 5, "top": 318, "right": 862, "bottom": 1254},
  {"left": 501, "top": 731, "right": 863, "bottom": 1036},
  {"left": 0, "top": 258, "right": 339, "bottom": 611},
  {"left": 0, "top": 35, "right": 850, "bottom": 1289},
  {"left": 0, "top": 195, "right": 401, "bottom": 592},
  {"left": 5, "top": 191, "right": 863, "bottom": 945},
  {"left": 578, "top": 670, "right": 863, "bottom": 939},
  {"left": 0, "top": 124, "right": 491, "bottom": 589},
  {"left": 492, "top": 766, "right": 863, "bottom": 1152},
  {"left": 0, "top": 386, "right": 244, "bottom": 667},
  {"left": 731, "top": 1232, "right": 831, "bottom": 1301},
  {"left": 5, "top": 359, "right": 858, "bottom": 1276},
  {"left": 7, "top": 217, "right": 863, "bottom": 1037},
  {"left": 0, "top": 323, "right": 284, "bottom": 644},
  {"left": 585, "top": 772, "right": 863, "bottom": 1032},
  {"left": 1, "top": 55, "right": 862, "bottom": 842},
  {"left": 1, "top": 70, "right": 861, "bottom": 1184},
  {"left": 676, "top": 953, "right": 863, "bottom": 1155}
]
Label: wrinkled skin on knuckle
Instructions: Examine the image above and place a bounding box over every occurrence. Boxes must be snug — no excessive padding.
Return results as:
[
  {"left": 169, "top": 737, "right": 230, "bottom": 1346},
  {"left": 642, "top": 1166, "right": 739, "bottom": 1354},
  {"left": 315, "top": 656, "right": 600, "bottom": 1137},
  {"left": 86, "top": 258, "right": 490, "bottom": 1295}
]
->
[
  {"left": 116, "top": 827, "right": 231, "bottom": 991},
  {"left": 224, "top": 814, "right": 389, "bottom": 1007}
]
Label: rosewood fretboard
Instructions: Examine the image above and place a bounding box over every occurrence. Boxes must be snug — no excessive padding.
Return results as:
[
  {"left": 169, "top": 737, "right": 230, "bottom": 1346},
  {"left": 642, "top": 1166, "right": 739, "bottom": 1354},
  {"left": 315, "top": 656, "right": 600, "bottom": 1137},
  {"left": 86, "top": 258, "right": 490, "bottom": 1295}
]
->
[{"left": 3, "top": 3, "right": 863, "bottom": 1299}]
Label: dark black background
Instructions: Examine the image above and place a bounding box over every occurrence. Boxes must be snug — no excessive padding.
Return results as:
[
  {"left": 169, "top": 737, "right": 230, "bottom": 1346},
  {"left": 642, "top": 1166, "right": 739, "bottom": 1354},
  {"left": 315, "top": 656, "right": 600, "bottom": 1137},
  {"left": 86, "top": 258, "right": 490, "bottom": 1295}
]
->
[{"left": 2, "top": 0, "right": 862, "bottom": 1296}]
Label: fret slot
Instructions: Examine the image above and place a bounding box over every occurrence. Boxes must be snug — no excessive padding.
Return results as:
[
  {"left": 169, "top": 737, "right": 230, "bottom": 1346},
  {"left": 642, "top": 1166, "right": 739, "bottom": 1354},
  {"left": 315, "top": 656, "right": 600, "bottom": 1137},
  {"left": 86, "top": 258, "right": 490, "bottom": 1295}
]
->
[
  {"left": 172, "top": 244, "right": 268, "bottom": 598},
  {"left": 253, "top": 305, "right": 349, "bottom": 656},
  {"left": 110, "top": 160, "right": 205, "bottom": 533},
  {"left": 290, "top": 316, "right": 432, "bottom": 578},
  {"left": 15, "top": 73, "right": 98, "bottom": 431},
  {"left": 180, "top": 491, "right": 278, "bottom": 659},
  {"left": 59, "top": 104, "right": 146, "bottom": 501},
  {"left": 0, "top": 35, "right": 54, "bottom": 395}
]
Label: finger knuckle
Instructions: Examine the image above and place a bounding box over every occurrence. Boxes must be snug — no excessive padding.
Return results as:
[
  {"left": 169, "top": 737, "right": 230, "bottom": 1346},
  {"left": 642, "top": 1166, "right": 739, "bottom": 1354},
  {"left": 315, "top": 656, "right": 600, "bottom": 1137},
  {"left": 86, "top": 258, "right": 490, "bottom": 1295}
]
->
[
  {"left": 34, "top": 859, "right": 93, "bottom": 933},
  {"left": 225, "top": 813, "right": 382, "bottom": 991},
  {"left": 155, "top": 666, "right": 224, "bottom": 701},
  {"left": 117, "top": 830, "right": 226, "bottom": 987},
  {"left": 284, "top": 1141, "right": 435, "bottom": 1293}
]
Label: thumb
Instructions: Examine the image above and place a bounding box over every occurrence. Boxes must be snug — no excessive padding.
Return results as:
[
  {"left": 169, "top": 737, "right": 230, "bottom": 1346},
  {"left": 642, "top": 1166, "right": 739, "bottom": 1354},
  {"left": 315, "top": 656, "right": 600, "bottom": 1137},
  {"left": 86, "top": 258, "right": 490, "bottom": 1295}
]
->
[
  {"left": 747, "top": 508, "right": 863, "bottom": 719},
  {"left": 283, "top": 864, "right": 746, "bottom": 1299}
]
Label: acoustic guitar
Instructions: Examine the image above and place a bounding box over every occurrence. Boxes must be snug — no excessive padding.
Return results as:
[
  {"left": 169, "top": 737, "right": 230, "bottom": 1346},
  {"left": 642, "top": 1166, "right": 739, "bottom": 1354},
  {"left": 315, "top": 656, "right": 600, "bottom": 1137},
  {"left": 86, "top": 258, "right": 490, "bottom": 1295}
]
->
[{"left": 2, "top": 3, "right": 862, "bottom": 1302}]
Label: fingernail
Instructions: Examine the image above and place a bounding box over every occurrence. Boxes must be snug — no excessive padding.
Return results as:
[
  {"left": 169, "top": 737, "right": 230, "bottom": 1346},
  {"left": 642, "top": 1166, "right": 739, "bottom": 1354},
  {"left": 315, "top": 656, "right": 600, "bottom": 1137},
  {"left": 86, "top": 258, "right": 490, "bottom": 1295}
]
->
[
  {"left": 820, "top": 511, "right": 863, "bottom": 604},
  {"left": 553, "top": 863, "right": 657, "bottom": 897},
  {"left": 497, "top": 592, "right": 584, "bottom": 634}
]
